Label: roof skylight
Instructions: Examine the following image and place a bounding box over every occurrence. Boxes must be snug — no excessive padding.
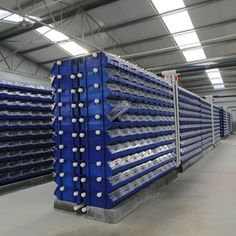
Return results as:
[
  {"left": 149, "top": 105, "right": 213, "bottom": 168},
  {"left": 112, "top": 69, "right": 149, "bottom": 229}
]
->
[
  {"left": 151, "top": 0, "right": 185, "bottom": 14},
  {"left": 36, "top": 26, "right": 69, "bottom": 42},
  {"left": 58, "top": 41, "right": 88, "bottom": 56},
  {"left": 162, "top": 11, "right": 194, "bottom": 33},
  {"left": 173, "top": 32, "right": 201, "bottom": 49},
  {"left": 213, "top": 84, "right": 225, "bottom": 89},
  {"left": 0, "top": 10, "right": 11, "bottom": 19},
  {"left": 210, "top": 78, "right": 224, "bottom": 85},
  {"left": 182, "top": 48, "right": 206, "bottom": 61}
]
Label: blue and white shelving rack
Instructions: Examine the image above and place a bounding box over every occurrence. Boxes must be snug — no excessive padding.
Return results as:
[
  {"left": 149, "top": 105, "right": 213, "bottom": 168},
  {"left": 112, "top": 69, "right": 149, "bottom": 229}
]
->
[
  {"left": 52, "top": 52, "right": 177, "bottom": 216},
  {"left": 213, "top": 105, "right": 221, "bottom": 143},
  {"left": 0, "top": 81, "right": 54, "bottom": 192},
  {"left": 219, "top": 107, "right": 231, "bottom": 138},
  {"left": 200, "top": 98, "right": 213, "bottom": 151},
  {"left": 178, "top": 87, "right": 204, "bottom": 170}
]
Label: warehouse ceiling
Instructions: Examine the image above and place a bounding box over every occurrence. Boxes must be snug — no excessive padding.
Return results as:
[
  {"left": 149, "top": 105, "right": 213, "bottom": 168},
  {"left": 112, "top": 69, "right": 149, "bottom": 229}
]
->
[{"left": 0, "top": 0, "right": 236, "bottom": 94}]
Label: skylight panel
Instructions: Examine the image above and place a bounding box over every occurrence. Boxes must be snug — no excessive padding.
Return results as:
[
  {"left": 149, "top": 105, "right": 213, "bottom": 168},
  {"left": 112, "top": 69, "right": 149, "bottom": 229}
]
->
[
  {"left": 43, "top": 28, "right": 69, "bottom": 42},
  {"left": 151, "top": 0, "right": 185, "bottom": 14},
  {"left": 182, "top": 48, "right": 206, "bottom": 61},
  {"left": 173, "top": 32, "right": 201, "bottom": 49},
  {"left": 213, "top": 84, "right": 225, "bottom": 89},
  {"left": 58, "top": 41, "right": 88, "bottom": 56},
  {"left": 206, "top": 68, "right": 221, "bottom": 79},
  {"left": 36, "top": 26, "right": 69, "bottom": 42},
  {"left": 4, "top": 14, "right": 24, "bottom": 22},
  {"left": 0, "top": 10, "right": 11, "bottom": 19},
  {"left": 162, "top": 11, "right": 194, "bottom": 33},
  {"left": 210, "top": 78, "right": 224, "bottom": 85},
  {"left": 35, "top": 26, "right": 51, "bottom": 34}
]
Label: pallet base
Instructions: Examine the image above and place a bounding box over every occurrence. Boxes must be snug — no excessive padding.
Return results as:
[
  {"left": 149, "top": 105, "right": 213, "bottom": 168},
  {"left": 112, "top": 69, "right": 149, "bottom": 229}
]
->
[
  {"left": 54, "top": 199, "right": 84, "bottom": 214},
  {"left": 178, "top": 153, "right": 204, "bottom": 172},
  {"left": 86, "top": 169, "right": 177, "bottom": 224},
  {"left": 0, "top": 173, "right": 53, "bottom": 195}
]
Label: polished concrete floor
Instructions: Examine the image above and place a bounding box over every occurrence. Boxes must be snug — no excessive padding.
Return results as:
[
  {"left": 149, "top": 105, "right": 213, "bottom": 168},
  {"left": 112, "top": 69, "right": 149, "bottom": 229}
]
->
[{"left": 1, "top": 135, "right": 236, "bottom": 236}]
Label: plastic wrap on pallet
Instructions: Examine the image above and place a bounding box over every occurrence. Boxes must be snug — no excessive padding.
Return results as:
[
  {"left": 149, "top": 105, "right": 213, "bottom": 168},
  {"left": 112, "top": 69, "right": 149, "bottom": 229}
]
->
[
  {"left": 51, "top": 52, "right": 176, "bottom": 209},
  {"left": 0, "top": 81, "right": 53, "bottom": 187}
]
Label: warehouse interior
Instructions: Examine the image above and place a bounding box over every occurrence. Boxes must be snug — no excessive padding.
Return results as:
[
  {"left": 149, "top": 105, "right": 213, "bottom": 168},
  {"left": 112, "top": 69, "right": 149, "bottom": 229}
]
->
[{"left": 0, "top": 0, "right": 235, "bottom": 235}]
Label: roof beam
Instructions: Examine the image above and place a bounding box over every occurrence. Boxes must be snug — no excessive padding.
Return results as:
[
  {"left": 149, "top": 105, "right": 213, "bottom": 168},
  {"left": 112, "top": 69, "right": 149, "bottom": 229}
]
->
[
  {"left": 0, "top": 0, "right": 118, "bottom": 41},
  {"left": 18, "top": 0, "right": 226, "bottom": 54}
]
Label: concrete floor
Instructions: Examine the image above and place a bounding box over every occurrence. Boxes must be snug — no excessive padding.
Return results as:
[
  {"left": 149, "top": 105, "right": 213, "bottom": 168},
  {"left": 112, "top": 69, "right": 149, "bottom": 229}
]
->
[{"left": 1, "top": 135, "right": 236, "bottom": 236}]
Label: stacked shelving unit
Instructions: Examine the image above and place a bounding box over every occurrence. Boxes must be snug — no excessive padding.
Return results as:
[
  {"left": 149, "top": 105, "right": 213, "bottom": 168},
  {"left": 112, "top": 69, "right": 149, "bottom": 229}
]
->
[
  {"left": 220, "top": 107, "right": 228, "bottom": 138},
  {"left": 227, "top": 112, "right": 233, "bottom": 134},
  {"left": 52, "top": 52, "right": 177, "bottom": 214},
  {"left": 178, "top": 87, "right": 203, "bottom": 166},
  {"left": 200, "top": 99, "right": 213, "bottom": 151},
  {"left": 0, "top": 81, "right": 54, "bottom": 189},
  {"left": 213, "top": 105, "right": 221, "bottom": 143}
]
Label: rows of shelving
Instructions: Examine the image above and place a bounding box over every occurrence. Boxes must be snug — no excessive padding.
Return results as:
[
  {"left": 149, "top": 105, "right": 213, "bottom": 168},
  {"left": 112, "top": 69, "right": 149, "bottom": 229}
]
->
[
  {"left": 52, "top": 53, "right": 233, "bottom": 214},
  {"left": 0, "top": 81, "right": 54, "bottom": 187}
]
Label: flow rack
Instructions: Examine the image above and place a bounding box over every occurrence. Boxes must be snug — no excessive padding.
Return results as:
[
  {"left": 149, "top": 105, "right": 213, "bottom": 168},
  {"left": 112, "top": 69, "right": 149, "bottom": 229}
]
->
[
  {"left": 200, "top": 98, "right": 213, "bottom": 151},
  {"left": 219, "top": 107, "right": 230, "bottom": 138},
  {"left": 178, "top": 87, "right": 203, "bottom": 164},
  {"left": 52, "top": 52, "right": 176, "bottom": 210},
  {"left": 0, "top": 81, "right": 54, "bottom": 189},
  {"left": 177, "top": 87, "right": 216, "bottom": 168},
  {"left": 213, "top": 105, "right": 221, "bottom": 143},
  {"left": 227, "top": 112, "right": 233, "bottom": 134}
]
